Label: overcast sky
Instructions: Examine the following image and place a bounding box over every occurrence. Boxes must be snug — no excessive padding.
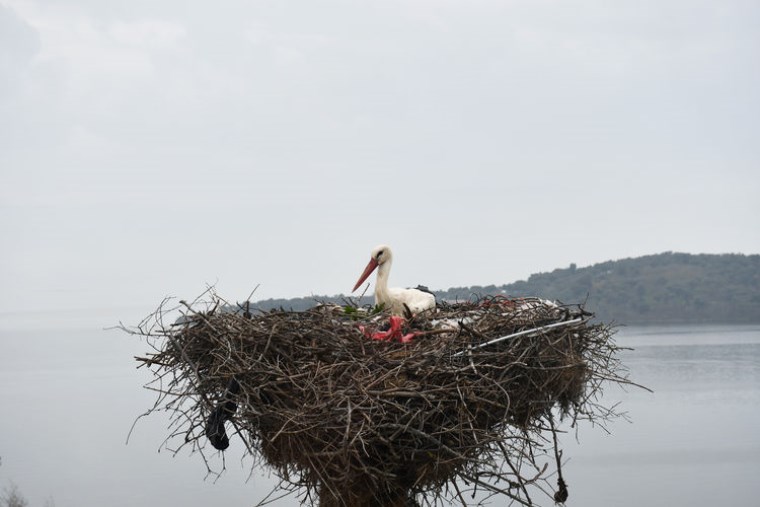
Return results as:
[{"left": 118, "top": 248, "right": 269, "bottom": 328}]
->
[{"left": 1, "top": 0, "right": 758, "bottom": 316}]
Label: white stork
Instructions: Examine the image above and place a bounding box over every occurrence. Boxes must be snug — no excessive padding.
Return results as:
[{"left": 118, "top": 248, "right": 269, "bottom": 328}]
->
[{"left": 352, "top": 245, "right": 436, "bottom": 316}]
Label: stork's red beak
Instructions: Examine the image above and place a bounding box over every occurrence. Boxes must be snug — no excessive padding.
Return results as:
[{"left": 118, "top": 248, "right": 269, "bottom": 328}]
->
[{"left": 352, "top": 258, "right": 379, "bottom": 292}]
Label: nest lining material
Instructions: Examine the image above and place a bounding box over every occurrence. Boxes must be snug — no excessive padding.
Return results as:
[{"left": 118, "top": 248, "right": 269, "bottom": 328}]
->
[{"left": 132, "top": 293, "right": 630, "bottom": 506}]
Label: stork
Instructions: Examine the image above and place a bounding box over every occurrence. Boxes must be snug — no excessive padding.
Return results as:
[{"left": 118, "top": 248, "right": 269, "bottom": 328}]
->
[{"left": 352, "top": 245, "right": 436, "bottom": 316}]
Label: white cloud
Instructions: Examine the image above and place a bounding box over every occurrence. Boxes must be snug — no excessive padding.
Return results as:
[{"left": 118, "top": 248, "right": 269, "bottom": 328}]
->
[
  {"left": 0, "top": 3, "right": 40, "bottom": 66},
  {"left": 109, "top": 19, "right": 186, "bottom": 49}
]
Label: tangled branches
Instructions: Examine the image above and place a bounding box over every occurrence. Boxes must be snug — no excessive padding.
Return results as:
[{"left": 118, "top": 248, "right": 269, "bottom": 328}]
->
[{"left": 128, "top": 292, "right": 636, "bottom": 506}]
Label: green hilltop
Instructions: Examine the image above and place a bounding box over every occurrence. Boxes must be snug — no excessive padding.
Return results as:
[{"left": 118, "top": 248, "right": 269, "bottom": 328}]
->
[{"left": 250, "top": 252, "right": 760, "bottom": 325}]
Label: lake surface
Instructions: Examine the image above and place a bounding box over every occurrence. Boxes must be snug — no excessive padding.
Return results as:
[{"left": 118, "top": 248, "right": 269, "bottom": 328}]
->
[{"left": 1, "top": 310, "right": 758, "bottom": 506}]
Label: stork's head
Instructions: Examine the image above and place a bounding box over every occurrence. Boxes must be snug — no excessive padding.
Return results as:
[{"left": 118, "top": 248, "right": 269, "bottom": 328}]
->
[
  {"left": 352, "top": 244, "right": 393, "bottom": 292},
  {"left": 370, "top": 244, "right": 392, "bottom": 265}
]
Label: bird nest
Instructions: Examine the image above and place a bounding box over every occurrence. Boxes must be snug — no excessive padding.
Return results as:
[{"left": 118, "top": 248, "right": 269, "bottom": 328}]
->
[{"left": 129, "top": 291, "right": 634, "bottom": 507}]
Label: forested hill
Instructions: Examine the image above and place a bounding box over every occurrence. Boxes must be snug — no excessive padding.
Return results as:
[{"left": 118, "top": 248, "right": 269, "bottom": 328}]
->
[
  {"left": 438, "top": 252, "right": 760, "bottom": 325},
  {"left": 250, "top": 253, "right": 760, "bottom": 325}
]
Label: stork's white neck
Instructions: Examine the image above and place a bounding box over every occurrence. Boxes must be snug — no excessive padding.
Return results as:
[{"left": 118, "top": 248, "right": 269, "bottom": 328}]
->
[{"left": 374, "top": 258, "right": 392, "bottom": 307}]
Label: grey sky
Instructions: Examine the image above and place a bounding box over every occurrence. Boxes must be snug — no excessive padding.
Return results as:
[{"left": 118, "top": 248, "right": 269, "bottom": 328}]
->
[{"left": 2, "top": 0, "right": 758, "bottom": 315}]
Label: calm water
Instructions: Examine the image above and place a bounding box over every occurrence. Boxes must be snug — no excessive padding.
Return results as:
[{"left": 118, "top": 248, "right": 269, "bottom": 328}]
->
[{"left": 0, "top": 310, "right": 758, "bottom": 506}]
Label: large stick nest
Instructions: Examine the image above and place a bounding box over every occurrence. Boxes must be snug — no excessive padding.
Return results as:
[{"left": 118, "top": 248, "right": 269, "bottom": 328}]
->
[{"left": 130, "top": 292, "right": 633, "bottom": 506}]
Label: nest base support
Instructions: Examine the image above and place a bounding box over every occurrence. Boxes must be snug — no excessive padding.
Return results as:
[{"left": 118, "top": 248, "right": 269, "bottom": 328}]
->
[{"left": 318, "top": 482, "right": 418, "bottom": 507}]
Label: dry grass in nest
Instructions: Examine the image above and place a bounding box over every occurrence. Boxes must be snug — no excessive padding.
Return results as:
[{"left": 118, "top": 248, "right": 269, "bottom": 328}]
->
[{"left": 127, "top": 291, "right": 638, "bottom": 506}]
